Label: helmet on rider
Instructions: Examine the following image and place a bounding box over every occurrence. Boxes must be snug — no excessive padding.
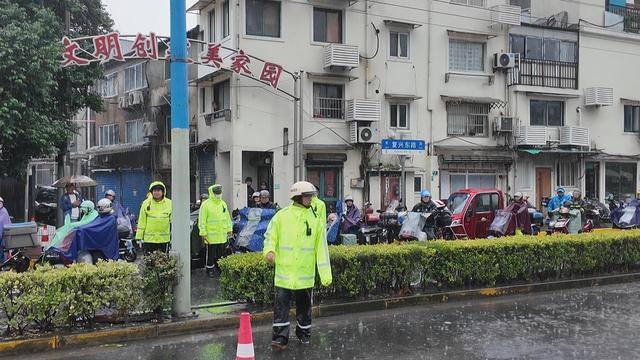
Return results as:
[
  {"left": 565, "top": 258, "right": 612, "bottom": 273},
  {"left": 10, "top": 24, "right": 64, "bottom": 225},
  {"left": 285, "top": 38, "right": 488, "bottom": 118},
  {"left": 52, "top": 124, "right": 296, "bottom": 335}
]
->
[
  {"left": 513, "top": 192, "right": 523, "bottom": 201},
  {"left": 79, "top": 200, "right": 95, "bottom": 215},
  {"left": 97, "top": 198, "right": 113, "bottom": 215},
  {"left": 572, "top": 189, "right": 582, "bottom": 199},
  {"left": 420, "top": 190, "right": 431, "bottom": 201},
  {"left": 105, "top": 189, "right": 116, "bottom": 198},
  {"left": 289, "top": 181, "right": 317, "bottom": 207}
]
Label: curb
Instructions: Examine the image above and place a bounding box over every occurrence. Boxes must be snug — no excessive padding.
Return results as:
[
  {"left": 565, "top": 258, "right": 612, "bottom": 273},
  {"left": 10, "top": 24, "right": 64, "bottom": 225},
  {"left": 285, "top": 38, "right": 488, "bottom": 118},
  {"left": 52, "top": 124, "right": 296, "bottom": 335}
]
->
[{"left": 2, "top": 272, "right": 640, "bottom": 355}]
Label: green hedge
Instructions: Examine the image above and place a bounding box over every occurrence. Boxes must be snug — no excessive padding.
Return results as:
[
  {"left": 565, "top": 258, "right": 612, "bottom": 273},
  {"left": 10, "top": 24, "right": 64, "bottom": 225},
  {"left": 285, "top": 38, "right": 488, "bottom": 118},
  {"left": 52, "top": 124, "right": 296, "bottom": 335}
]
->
[
  {"left": 0, "top": 252, "right": 180, "bottom": 337},
  {"left": 219, "top": 230, "right": 640, "bottom": 305}
]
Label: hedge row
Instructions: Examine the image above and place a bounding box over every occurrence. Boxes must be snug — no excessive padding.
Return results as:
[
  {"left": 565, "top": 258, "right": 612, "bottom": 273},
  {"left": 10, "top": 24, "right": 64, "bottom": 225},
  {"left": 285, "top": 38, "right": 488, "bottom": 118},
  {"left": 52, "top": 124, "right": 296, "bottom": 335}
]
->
[
  {"left": 219, "top": 230, "right": 640, "bottom": 305},
  {"left": 0, "top": 252, "right": 180, "bottom": 337}
]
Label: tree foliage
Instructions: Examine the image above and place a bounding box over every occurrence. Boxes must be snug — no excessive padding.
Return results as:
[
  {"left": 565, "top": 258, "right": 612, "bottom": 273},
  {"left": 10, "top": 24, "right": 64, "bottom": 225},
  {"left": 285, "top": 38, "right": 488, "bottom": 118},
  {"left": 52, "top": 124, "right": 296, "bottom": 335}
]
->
[{"left": 0, "top": 0, "right": 113, "bottom": 177}]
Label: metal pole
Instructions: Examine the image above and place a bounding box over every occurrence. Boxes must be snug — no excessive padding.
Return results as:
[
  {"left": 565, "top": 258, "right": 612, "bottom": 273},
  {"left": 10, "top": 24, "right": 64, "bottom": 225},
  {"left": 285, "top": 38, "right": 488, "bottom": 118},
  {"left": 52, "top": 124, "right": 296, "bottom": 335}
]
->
[
  {"left": 293, "top": 75, "right": 299, "bottom": 182},
  {"left": 24, "top": 164, "right": 30, "bottom": 222},
  {"left": 298, "top": 71, "right": 304, "bottom": 181},
  {"left": 400, "top": 155, "right": 406, "bottom": 208},
  {"left": 169, "top": 0, "right": 191, "bottom": 317}
]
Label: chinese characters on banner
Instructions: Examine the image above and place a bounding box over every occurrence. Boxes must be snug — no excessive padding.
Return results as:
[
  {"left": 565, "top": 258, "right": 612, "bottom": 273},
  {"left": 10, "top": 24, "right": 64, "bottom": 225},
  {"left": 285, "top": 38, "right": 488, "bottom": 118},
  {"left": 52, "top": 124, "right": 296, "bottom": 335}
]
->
[{"left": 61, "top": 33, "right": 285, "bottom": 90}]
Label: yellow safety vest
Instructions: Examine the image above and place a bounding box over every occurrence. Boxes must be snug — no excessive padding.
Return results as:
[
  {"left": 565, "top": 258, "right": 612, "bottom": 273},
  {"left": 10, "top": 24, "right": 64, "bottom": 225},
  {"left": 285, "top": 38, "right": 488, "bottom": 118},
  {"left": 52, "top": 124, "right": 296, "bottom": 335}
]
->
[{"left": 135, "top": 181, "right": 172, "bottom": 244}]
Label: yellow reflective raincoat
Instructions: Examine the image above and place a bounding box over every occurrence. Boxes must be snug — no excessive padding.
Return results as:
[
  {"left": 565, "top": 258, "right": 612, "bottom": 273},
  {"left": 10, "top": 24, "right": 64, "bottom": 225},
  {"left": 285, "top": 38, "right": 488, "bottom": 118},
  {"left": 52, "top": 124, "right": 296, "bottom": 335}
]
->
[
  {"left": 198, "top": 184, "right": 232, "bottom": 245},
  {"left": 135, "top": 181, "right": 172, "bottom": 244},
  {"left": 264, "top": 203, "right": 332, "bottom": 290}
]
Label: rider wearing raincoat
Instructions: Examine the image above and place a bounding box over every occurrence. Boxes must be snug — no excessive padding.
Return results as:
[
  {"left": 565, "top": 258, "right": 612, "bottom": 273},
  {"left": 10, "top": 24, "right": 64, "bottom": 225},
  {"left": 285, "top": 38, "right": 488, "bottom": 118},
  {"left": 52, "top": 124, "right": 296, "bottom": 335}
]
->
[
  {"left": 264, "top": 181, "right": 332, "bottom": 350},
  {"left": 47, "top": 200, "right": 98, "bottom": 251},
  {"left": 198, "top": 184, "right": 232, "bottom": 277}
]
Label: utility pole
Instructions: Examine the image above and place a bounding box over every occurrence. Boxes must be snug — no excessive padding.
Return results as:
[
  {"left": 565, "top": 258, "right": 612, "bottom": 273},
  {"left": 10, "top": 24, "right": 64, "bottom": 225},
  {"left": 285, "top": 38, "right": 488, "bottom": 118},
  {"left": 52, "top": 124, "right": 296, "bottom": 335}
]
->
[{"left": 169, "top": 0, "right": 191, "bottom": 317}]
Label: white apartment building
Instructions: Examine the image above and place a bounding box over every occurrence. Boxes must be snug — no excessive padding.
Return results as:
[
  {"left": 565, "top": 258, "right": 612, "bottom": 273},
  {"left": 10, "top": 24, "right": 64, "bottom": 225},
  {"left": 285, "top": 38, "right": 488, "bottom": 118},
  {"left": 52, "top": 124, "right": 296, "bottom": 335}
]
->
[{"left": 188, "top": 0, "right": 640, "bottom": 211}]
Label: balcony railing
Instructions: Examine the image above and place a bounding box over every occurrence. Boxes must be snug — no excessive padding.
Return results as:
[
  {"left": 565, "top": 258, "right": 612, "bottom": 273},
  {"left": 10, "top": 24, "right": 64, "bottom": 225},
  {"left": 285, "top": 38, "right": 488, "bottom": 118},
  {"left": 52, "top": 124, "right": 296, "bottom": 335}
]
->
[
  {"left": 608, "top": 4, "right": 640, "bottom": 33},
  {"left": 447, "top": 114, "right": 489, "bottom": 137},
  {"left": 313, "top": 97, "right": 345, "bottom": 119},
  {"left": 508, "top": 58, "right": 578, "bottom": 90}
]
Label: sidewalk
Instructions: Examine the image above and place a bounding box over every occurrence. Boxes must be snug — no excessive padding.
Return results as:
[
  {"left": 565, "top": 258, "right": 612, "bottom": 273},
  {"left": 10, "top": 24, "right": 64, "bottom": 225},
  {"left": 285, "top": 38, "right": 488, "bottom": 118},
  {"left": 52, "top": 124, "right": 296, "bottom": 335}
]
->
[{"left": 2, "top": 271, "right": 640, "bottom": 355}]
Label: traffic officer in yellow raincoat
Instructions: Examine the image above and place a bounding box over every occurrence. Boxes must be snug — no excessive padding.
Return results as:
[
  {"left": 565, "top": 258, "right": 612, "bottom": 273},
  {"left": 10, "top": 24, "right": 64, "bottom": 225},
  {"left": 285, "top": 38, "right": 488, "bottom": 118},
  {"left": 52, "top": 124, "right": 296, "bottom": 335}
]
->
[
  {"left": 198, "top": 184, "right": 232, "bottom": 277},
  {"left": 135, "top": 181, "right": 172, "bottom": 254},
  {"left": 264, "top": 181, "right": 332, "bottom": 349}
]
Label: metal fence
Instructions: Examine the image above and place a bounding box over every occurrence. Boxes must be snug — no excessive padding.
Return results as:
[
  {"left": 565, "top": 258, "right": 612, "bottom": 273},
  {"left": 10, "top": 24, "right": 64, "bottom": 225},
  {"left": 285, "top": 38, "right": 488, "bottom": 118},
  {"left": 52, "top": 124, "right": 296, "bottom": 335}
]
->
[
  {"left": 608, "top": 4, "right": 640, "bottom": 33},
  {"left": 313, "top": 97, "right": 345, "bottom": 119},
  {"left": 508, "top": 58, "right": 578, "bottom": 89},
  {"left": 446, "top": 102, "right": 490, "bottom": 137}
]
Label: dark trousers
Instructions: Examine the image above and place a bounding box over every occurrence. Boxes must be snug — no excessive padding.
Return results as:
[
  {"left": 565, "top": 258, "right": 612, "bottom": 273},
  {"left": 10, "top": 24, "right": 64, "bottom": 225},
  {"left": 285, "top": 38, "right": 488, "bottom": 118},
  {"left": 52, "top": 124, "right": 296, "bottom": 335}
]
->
[
  {"left": 205, "top": 243, "right": 226, "bottom": 270},
  {"left": 272, "top": 287, "right": 313, "bottom": 344},
  {"left": 143, "top": 242, "right": 169, "bottom": 255}
]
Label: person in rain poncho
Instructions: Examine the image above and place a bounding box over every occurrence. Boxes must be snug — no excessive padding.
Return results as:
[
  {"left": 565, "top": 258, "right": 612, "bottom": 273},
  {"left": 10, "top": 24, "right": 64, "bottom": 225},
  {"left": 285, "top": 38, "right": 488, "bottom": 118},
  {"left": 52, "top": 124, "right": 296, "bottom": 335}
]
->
[
  {"left": 135, "top": 181, "right": 172, "bottom": 254},
  {"left": 198, "top": 184, "right": 232, "bottom": 277},
  {"left": 46, "top": 200, "right": 98, "bottom": 251},
  {"left": 340, "top": 195, "right": 361, "bottom": 235}
]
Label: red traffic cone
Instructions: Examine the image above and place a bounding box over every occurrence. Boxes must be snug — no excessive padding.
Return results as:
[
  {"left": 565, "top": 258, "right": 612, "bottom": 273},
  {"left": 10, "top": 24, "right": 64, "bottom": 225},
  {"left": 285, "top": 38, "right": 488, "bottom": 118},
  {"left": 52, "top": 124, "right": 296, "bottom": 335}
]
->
[{"left": 236, "top": 312, "right": 255, "bottom": 360}]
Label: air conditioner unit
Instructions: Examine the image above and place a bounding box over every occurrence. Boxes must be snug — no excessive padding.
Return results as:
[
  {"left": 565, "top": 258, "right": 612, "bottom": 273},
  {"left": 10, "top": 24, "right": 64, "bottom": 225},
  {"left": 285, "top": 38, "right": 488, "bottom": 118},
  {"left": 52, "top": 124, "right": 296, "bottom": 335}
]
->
[
  {"left": 349, "top": 122, "right": 376, "bottom": 144},
  {"left": 346, "top": 99, "right": 381, "bottom": 122},
  {"left": 324, "top": 44, "right": 359, "bottom": 70},
  {"left": 117, "top": 96, "right": 127, "bottom": 109},
  {"left": 584, "top": 87, "right": 614, "bottom": 107},
  {"left": 127, "top": 91, "right": 144, "bottom": 106},
  {"left": 494, "top": 52, "right": 517, "bottom": 69},
  {"left": 490, "top": 4, "right": 522, "bottom": 26},
  {"left": 495, "top": 116, "right": 514, "bottom": 132}
]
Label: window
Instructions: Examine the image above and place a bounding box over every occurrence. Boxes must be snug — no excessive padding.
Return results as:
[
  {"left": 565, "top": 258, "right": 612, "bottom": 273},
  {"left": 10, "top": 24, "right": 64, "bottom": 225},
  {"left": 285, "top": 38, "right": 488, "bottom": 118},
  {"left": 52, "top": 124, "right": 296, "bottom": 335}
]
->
[
  {"left": 165, "top": 115, "right": 172, "bottom": 143},
  {"left": 446, "top": 102, "right": 490, "bottom": 137},
  {"left": 557, "top": 161, "right": 579, "bottom": 187},
  {"left": 246, "top": 0, "right": 281, "bottom": 37},
  {"left": 475, "top": 194, "right": 493, "bottom": 213},
  {"left": 125, "top": 120, "right": 144, "bottom": 144},
  {"left": 223, "top": 0, "right": 230, "bottom": 38},
  {"left": 213, "top": 80, "right": 230, "bottom": 117},
  {"left": 208, "top": 9, "right": 215, "bottom": 42},
  {"left": 605, "top": 162, "right": 637, "bottom": 201},
  {"left": 510, "top": 35, "right": 577, "bottom": 63},
  {"left": 99, "top": 124, "right": 119, "bottom": 146},
  {"left": 450, "top": 0, "right": 484, "bottom": 7},
  {"left": 200, "top": 88, "right": 206, "bottom": 113},
  {"left": 124, "top": 63, "right": 146, "bottom": 92},
  {"left": 530, "top": 100, "right": 564, "bottom": 126},
  {"left": 414, "top": 176, "right": 422, "bottom": 193},
  {"left": 510, "top": 0, "right": 531, "bottom": 9},
  {"left": 100, "top": 73, "right": 117, "bottom": 97},
  {"left": 624, "top": 105, "right": 640, "bottom": 133},
  {"left": 313, "top": 83, "right": 344, "bottom": 119},
  {"left": 390, "top": 31, "right": 409, "bottom": 58},
  {"left": 390, "top": 103, "right": 409, "bottom": 129},
  {"left": 448, "top": 39, "right": 484, "bottom": 72},
  {"left": 313, "top": 8, "right": 342, "bottom": 43}
]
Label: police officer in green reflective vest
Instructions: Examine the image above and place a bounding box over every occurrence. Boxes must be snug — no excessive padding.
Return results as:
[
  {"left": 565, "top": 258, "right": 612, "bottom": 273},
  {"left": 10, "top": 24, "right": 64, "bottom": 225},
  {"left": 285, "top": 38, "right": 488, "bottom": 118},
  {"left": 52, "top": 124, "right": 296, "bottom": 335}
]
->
[
  {"left": 264, "top": 181, "right": 332, "bottom": 350},
  {"left": 135, "top": 181, "right": 172, "bottom": 254}
]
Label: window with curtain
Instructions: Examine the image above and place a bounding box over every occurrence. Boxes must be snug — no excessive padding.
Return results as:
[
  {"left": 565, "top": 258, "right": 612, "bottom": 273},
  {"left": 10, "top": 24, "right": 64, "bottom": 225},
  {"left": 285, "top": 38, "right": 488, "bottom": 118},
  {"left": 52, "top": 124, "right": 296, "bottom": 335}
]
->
[
  {"left": 530, "top": 100, "right": 564, "bottom": 126},
  {"left": 246, "top": 0, "right": 281, "bottom": 37},
  {"left": 99, "top": 124, "right": 119, "bottom": 146},
  {"left": 448, "top": 39, "right": 484, "bottom": 72},
  {"left": 624, "top": 105, "right": 640, "bottom": 132},
  {"left": 390, "top": 31, "right": 409, "bottom": 58},
  {"left": 125, "top": 119, "right": 145, "bottom": 144},
  {"left": 557, "top": 161, "right": 579, "bottom": 187},
  {"left": 313, "top": 83, "right": 344, "bottom": 119},
  {"left": 313, "top": 8, "right": 342, "bottom": 43},
  {"left": 100, "top": 73, "right": 117, "bottom": 97}
]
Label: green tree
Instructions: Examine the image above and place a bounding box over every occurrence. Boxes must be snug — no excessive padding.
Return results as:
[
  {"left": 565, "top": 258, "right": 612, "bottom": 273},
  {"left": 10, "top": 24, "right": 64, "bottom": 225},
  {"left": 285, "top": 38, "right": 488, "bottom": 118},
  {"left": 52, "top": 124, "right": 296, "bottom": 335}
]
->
[{"left": 0, "top": 1, "right": 112, "bottom": 177}]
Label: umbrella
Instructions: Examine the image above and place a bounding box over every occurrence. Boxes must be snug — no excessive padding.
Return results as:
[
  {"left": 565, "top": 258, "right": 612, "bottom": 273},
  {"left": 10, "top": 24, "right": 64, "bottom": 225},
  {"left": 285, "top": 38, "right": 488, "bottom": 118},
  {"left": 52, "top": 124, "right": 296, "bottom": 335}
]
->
[{"left": 52, "top": 175, "right": 97, "bottom": 188}]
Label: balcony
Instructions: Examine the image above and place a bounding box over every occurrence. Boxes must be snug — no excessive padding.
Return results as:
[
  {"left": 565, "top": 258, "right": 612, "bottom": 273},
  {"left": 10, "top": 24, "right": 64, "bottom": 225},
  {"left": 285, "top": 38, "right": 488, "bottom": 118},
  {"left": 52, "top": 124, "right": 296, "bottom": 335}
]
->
[
  {"left": 607, "top": 4, "right": 640, "bottom": 33},
  {"left": 508, "top": 58, "right": 578, "bottom": 90},
  {"left": 313, "top": 98, "right": 382, "bottom": 121},
  {"left": 447, "top": 114, "right": 490, "bottom": 137}
]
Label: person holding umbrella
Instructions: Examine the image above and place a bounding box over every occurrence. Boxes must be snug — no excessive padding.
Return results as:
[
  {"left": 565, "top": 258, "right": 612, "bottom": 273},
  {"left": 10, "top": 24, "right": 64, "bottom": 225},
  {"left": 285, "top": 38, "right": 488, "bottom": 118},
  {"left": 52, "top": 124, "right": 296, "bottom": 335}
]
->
[{"left": 59, "top": 183, "right": 84, "bottom": 224}]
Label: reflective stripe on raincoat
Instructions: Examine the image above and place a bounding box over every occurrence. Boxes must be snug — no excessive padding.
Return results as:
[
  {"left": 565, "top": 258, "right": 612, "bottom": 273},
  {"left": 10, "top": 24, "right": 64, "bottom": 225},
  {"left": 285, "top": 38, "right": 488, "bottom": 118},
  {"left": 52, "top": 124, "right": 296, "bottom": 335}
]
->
[
  {"left": 198, "top": 184, "right": 232, "bottom": 245},
  {"left": 263, "top": 203, "right": 332, "bottom": 290},
  {"left": 135, "top": 181, "right": 172, "bottom": 244}
]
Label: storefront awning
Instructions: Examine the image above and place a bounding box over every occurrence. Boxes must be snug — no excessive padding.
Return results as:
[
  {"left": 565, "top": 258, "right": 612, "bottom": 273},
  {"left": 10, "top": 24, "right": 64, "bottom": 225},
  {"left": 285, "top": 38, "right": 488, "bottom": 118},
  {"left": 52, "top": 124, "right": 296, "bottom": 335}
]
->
[{"left": 440, "top": 95, "right": 506, "bottom": 109}]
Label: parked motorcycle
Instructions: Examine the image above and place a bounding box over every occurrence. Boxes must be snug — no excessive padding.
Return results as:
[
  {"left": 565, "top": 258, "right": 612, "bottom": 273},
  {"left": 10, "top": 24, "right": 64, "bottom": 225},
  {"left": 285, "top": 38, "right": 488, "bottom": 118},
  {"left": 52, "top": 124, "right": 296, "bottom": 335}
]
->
[
  {"left": 584, "top": 198, "right": 611, "bottom": 228},
  {"left": 357, "top": 203, "right": 384, "bottom": 245},
  {"left": 377, "top": 200, "right": 406, "bottom": 243}
]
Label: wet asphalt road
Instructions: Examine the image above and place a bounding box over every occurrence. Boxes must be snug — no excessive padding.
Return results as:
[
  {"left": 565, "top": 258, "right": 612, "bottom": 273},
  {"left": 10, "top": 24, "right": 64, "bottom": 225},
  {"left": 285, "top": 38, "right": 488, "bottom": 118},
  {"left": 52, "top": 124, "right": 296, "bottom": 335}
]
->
[{"left": 17, "top": 281, "right": 640, "bottom": 360}]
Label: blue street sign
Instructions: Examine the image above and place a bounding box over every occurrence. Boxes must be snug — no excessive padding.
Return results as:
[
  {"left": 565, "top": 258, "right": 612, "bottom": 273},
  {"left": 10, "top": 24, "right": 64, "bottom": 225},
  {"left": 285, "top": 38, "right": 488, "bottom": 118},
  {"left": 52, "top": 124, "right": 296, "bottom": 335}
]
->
[{"left": 381, "top": 139, "right": 426, "bottom": 155}]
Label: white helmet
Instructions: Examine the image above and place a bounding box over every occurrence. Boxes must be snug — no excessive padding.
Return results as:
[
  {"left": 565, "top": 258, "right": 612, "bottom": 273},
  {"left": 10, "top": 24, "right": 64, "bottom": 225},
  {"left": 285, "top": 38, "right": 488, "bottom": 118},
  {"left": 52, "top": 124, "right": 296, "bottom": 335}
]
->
[
  {"left": 105, "top": 189, "right": 116, "bottom": 197},
  {"left": 514, "top": 192, "right": 523, "bottom": 200},
  {"left": 289, "top": 181, "right": 317, "bottom": 200},
  {"left": 344, "top": 195, "right": 354, "bottom": 202},
  {"left": 97, "top": 198, "right": 113, "bottom": 214}
]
